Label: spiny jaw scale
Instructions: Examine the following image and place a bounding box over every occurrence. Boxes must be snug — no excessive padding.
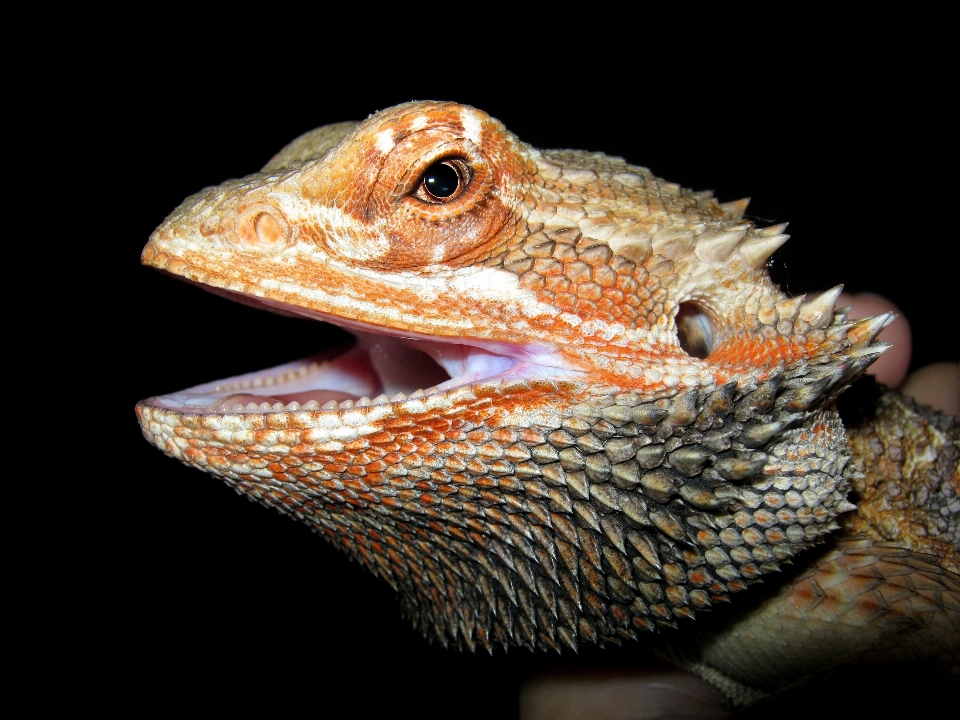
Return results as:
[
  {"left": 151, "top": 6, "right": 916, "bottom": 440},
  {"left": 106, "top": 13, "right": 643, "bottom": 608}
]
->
[{"left": 143, "top": 318, "right": 585, "bottom": 416}]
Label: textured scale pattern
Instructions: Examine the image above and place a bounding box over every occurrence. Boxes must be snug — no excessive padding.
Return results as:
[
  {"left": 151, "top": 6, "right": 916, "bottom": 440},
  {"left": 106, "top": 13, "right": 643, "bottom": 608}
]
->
[
  {"left": 843, "top": 391, "right": 959, "bottom": 572},
  {"left": 137, "top": 101, "right": 958, "bottom": 703},
  {"left": 667, "top": 537, "right": 960, "bottom": 705},
  {"left": 139, "top": 374, "right": 860, "bottom": 652}
]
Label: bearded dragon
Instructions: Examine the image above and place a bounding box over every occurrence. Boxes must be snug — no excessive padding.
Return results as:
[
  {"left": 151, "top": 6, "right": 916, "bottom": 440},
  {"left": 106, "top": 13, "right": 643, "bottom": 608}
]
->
[{"left": 136, "top": 101, "right": 958, "bottom": 706}]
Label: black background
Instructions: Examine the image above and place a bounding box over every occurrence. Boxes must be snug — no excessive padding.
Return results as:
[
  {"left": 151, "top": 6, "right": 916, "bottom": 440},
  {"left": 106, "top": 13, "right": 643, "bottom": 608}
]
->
[{"left": 83, "top": 47, "right": 956, "bottom": 717}]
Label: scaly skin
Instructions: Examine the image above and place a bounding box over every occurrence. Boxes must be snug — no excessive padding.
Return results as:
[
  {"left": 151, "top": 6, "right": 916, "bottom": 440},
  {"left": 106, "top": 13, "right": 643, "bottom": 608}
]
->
[{"left": 135, "top": 101, "right": 958, "bottom": 704}]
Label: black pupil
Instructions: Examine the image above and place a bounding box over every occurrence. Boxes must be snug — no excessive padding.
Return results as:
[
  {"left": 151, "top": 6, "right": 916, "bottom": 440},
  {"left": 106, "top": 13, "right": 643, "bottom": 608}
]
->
[{"left": 423, "top": 162, "right": 460, "bottom": 198}]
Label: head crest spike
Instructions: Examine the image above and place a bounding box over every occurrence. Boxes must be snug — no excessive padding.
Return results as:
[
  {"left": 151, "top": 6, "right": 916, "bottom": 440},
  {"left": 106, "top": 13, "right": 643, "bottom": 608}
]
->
[
  {"left": 720, "top": 198, "right": 750, "bottom": 220},
  {"left": 798, "top": 285, "right": 844, "bottom": 328},
  {"left": 775, "top": 295, "right": 805, "bottom": 322},
  {"left": 847, "top": 312, "right": 895, "bottom": 346},
  {"left": 738, "top": 233, "right": 789, "bottom": 269},
  {"left": 696, "top": 226, "right": 748, "bottom": 263},
  {"left": 758, "top": 222, "right": 789, "bottom": 237},
  {"left": 834, "top": 305, "right": 853, "bottom": 323}
]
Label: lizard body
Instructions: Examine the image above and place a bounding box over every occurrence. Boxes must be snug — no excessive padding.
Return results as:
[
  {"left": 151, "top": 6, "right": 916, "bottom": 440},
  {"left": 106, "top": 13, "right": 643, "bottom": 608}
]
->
[{"left": 136, "top": 101, "right": 958, "bottom": 705}]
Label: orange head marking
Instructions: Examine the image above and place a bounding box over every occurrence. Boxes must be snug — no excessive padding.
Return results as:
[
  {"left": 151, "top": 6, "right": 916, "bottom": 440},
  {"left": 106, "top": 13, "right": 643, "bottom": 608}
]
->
[{"left": 295, "top": 102, "right": 534, "bottom": 270}]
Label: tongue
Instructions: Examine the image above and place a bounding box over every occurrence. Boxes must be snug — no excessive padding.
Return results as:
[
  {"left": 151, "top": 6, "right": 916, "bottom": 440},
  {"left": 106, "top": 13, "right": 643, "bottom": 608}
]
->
[
  {"left": 361, "top": 332, "right": 517, "bottom": 392},
  {"left": 356, "top": 331, "right": 451, "bottom": 396}
]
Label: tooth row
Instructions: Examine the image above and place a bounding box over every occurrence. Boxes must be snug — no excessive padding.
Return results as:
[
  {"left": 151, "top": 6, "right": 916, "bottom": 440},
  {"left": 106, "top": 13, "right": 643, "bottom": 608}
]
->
[
  {"left": 331, "top": 387, "right": 441, "bottom": 409},
  {"left": 226, "top": 386, "right": 442, "bottom": 414},
  {"left": 219, "top": 361, "right": 325, "bottom": 392}
]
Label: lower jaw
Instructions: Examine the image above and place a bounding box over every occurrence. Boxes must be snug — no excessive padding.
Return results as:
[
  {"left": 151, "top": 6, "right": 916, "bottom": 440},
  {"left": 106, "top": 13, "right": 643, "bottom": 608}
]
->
[{"left": 144, "top": 334, "right": 581, "bottom": 416}]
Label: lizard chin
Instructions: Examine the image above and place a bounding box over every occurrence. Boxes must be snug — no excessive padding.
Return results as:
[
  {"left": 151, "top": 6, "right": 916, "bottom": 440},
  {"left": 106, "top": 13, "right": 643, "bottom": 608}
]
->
[{"left": 142, "top": 291, "right": 585, "bottom": 416}]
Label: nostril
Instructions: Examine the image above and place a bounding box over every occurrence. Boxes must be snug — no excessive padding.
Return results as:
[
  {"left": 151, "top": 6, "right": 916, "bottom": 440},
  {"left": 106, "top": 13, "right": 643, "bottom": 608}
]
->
[
  {"left": 236, "top": 206, "right": 291, "bottom": 250},
  {"left": 676, "top": 302, "right": 714, "bottom": 359},
  {"left": 254, "top": 211, "right": 285, "bottom": 245}
]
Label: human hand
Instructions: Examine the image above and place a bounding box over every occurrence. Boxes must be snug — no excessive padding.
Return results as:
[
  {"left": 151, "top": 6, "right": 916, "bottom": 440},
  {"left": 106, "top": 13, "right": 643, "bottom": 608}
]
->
[{"left": 836, "top": 292, "right": 958, "bottom": 417}]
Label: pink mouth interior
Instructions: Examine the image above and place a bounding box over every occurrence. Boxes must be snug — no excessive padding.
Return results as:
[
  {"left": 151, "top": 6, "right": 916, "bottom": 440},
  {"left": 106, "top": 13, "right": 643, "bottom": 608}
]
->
[
  {"left": 209, "top": 334, "right": 460, "bottom": 411},
  {"left": 145, "top": 285, "right": 581, "bottom": 415}
]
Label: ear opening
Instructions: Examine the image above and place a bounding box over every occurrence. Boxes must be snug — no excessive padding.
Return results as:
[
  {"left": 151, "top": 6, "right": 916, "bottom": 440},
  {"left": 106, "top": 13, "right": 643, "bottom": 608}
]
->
[{"left": 676, "top": 302, "right": 714, "bottom": 359}]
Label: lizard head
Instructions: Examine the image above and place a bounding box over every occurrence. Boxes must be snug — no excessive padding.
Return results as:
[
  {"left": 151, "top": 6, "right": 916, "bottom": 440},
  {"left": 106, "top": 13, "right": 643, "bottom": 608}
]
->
[{"left": 138, "top": 101, "right": 891, "bottom": 651}]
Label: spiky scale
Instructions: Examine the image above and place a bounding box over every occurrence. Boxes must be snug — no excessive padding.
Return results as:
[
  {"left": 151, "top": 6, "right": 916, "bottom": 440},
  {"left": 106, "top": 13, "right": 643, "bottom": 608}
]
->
[
  {"left": 739, "top": 233, "right": 790, "bottom": 269},
  {"left": 798, "top": 286, "right": 845, "bottom": 328}
]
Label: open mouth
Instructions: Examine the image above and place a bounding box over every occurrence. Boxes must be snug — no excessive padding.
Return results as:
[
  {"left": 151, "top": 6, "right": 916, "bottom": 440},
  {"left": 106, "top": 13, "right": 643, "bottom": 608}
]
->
[{"left": 144, "top": 288, "right": 585, "bottom": 415}]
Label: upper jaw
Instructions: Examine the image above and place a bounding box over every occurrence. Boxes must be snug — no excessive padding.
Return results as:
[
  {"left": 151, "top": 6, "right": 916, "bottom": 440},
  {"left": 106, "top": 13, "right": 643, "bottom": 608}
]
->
[{"left": 140, "top": 289, "right": 587, "bottom": 416}]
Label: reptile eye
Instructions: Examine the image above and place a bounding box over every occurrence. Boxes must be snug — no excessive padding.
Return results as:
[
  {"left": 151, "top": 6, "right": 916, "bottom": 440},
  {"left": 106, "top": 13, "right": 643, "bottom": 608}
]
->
[
  {"left": 413, "top": 158, "right": 472, "bottom": 203},
  {"left": 676, "top": 302, "right": 714, "bottom": 359}
]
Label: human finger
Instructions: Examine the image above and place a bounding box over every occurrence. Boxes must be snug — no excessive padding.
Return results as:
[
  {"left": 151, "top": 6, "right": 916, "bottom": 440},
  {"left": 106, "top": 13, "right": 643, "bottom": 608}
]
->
[
  {"left": 900, "top": 362, "right": 959, "bottom": 416},
  {"left": 520, "top": 667, "right": 729, "bottom": 720}
]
